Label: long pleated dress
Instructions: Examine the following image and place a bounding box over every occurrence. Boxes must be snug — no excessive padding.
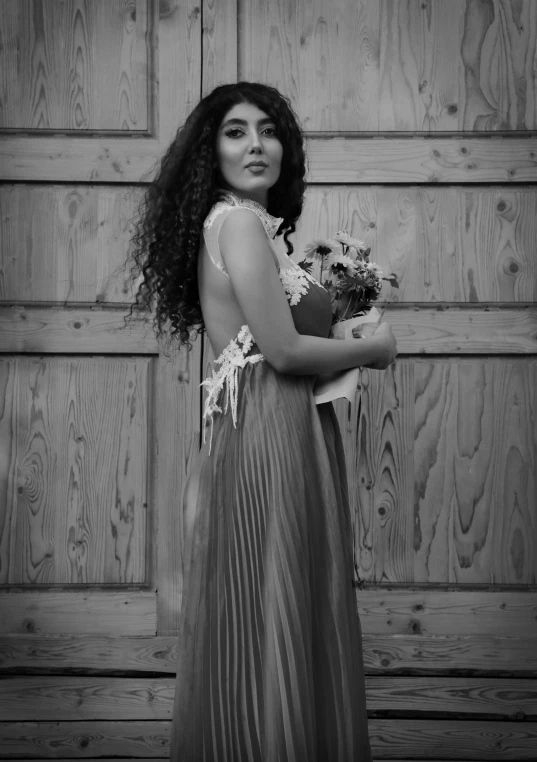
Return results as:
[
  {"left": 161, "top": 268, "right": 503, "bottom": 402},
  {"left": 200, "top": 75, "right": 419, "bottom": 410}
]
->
[{"left": 169, "top": 191, "right": 372, "bottom": 762}]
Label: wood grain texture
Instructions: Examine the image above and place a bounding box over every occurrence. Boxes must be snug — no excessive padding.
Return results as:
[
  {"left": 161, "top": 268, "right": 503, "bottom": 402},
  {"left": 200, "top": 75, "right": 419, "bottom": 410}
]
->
[
  {"left": 0, "top": 591, "right": 156, "bottom": 635},
  {"left": 0, "top": 184, "right": 143, "bottom": 303},
  {"left": 305, "top": 136, "right": 537, "bottom": 182},
  {"left": 1, "top": 305, "right": 536, "bottom": 354},
  {"left": 460, "top": 0, "right": 537, "bottom": 131},
  {"left": 0, "top": 718, "right": 536, "bottom": 758},
  {"left": 413, "top": 359, "right": 536, "bottom": 584},
  {"left": 0, "top": 0, "right": 148, "bottom": 131},
  {"left": 0, "top": 357, "right": 150, "bottom": 584},
  {"left": 1, "top": 674, "right": 536, "bottom": 720},
  {"left": 239, "top": 0, "right": 380, "bottom": 131},
  {"left": 2, "top": 135, "right": 537, "bottom": 182},
  {"left": 203, "top": 0, "right": 238, "bottom": 92},
  {"left": 0, "top": 306, "right": 159, "bottom": 353},
  {"left": 2, "top": 632, "right": 536, "bottom": 676},
  {"left": 379, "top": 0, "right": 463, "bottom": 130},
  {"left": 356, "top": 590, "right": 537, "bottom": 636},
  {"left": 155, "top": 340, "right": 203, "bottom": 633},
  {"left": 0, "top": 0, "right": 200, "bottom": 179},
  {"left": 345, "top": 359, "right": 536, "bottom": 584},
  {"left": 296, "top": 185, "right": 537, "bottom": 303}
]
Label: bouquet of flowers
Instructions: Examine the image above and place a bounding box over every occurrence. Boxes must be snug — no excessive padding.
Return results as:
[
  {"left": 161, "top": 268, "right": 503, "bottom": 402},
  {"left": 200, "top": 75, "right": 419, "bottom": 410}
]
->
[{"left": 297, "top": 230, "right": 398, "bottom": 404}]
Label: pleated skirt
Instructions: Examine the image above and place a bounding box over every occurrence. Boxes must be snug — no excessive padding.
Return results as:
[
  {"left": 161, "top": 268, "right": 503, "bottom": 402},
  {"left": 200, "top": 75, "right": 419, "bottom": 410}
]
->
[{"left": 169, "top": 360, "right": 372, "bottom": 761}]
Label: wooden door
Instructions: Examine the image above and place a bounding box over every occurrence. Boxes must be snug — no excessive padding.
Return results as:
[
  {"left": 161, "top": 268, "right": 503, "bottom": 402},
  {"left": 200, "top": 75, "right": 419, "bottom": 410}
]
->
[
  {"left": 0, "top": 0, "right": 203, "bottom": 754},
  {"left": 205, "top": 0, "right": 537, "bottom": 758},
  {"left": 1, "top": 0, "right": 536, "bottom": 759}
]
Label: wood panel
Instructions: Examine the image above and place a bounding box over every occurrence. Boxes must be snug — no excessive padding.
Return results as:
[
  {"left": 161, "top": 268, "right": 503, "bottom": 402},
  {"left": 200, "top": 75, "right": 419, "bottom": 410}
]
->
[
  {"left": 239, "top": 0, "right": 537, "bottom": 133},
  {"left": 0, "top": 592, "right": 157, "bottom": 636},
  {"left": 295, "top": 185, "right": 537, "bottom": 302},
  {"left": 240, "top": 0, "right": 379, "bottom": 131},
  {"left": 2, "top": 633, "right": 536, "bottom": 676},
  {"left": 0, "top": 185, "right": 143, "bottom": 303},
  {"left": 379, "top": 0, "right": 462, "bottom": 131},
  {"left": 0, "top": 0, "right": 149, "bottom": 132},
  {"left": 3, "top": 305, "right": 534, "bottom": 355},
  {"left": 0, "top": 356, "right": 150, "bottom": 584},
  {"left": 3, "top": 135, "right": 537, "bottom": 183},
  {"left": 0, "top": 718, "right": 536, "bottom": 758},
  {"left": 155, "top": 347, "right": 203, "bottom": 633},
  {"left": 3, "top": 185, "right": 535, "bottom": 306},
  {"left": 0, "top": 0, "right": 200, "bottom": 181},
  {"left": 304, "top": 136, "right": 537, "bottom": 183},
  {"left": 334, "top": 358, "right": 537, "bottom": 585},
  {"left": 459, "top": 0, "right": 537, "bottom": 131},
  {"left": 1, "top": 674, "right": 536, "bottom": 720}
]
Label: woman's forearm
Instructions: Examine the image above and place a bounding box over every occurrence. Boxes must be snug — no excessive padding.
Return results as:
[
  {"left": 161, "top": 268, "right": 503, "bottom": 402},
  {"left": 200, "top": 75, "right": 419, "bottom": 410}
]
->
[{"left": 280, "top": 332, "right": 378, "bottom": 375}]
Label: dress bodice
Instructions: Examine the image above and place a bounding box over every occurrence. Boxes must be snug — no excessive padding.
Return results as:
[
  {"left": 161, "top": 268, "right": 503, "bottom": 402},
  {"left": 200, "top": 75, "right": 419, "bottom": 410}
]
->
[{"left": 200, "top": 191, "right": 333, "bottom": 452}]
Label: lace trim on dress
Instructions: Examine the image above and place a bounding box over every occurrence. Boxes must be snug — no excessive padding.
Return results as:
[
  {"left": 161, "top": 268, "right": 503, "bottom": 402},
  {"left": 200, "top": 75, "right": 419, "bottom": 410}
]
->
[{"left": 200, "top": 325, "right": 265, "bottom": 454}]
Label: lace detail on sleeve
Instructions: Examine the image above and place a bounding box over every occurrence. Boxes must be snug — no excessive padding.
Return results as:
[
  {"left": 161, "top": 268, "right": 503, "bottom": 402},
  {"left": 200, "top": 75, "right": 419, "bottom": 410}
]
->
[
  {"left": 278, "top": 261, "right": 328, "bottom": 306},
  {"left": 200, "top": 325, "right": 265, "bottom": 454},
  {"left": 279, "top": 265, "right": 310, "bottom": 306}
]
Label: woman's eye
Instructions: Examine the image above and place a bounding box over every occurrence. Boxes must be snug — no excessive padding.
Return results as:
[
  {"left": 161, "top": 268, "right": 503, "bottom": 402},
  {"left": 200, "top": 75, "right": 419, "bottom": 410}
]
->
[
  {"left": 263, "top": 126, "right": 277, "bottom": 136},
  {"left": 225, "top": 129, "right": 243, "bottom": 138}
]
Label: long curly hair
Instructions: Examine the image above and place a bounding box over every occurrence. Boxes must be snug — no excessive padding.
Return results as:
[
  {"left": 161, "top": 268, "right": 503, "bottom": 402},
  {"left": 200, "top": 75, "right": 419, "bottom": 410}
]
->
[{"left": 125, "top": 81, "right": 307, "bottom": 352}]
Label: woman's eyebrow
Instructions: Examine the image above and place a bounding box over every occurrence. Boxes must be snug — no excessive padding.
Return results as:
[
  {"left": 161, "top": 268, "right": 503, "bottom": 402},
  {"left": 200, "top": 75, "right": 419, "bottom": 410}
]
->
[{"left": 220, "top": 117, "right": 274, "bottom": 129}]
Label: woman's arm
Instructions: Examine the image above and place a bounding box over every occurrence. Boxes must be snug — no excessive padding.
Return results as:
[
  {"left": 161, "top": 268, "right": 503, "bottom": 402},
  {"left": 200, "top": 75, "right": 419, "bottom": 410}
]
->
[{"left": 219, "top": 208, "right": 395, "bottom": 375}]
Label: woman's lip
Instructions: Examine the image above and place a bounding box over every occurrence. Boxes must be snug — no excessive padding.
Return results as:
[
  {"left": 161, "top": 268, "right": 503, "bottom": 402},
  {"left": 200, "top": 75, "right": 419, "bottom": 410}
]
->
[{"left": 246, "top": 165, "right": 267, "bottom": 172}]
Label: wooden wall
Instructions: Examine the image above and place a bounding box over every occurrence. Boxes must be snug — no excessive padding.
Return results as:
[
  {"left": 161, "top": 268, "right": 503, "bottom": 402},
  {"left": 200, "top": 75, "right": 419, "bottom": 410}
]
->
[{"left": 0, "top": 0, "right": 536, "bottom": 759}]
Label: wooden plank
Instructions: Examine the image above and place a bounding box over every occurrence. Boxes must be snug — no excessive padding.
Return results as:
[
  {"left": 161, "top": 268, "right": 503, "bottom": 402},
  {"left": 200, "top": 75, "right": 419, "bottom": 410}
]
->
[
  {"left": 0, "top": 0, "right": 149, "bottom": 131},
  {"left": 0, "top": 0, "right": 200, "bottom": 180},
  {"left": 0, "top": 719, "right": 536, "bottom": 758},
  {"left": 368, "top": 719, "right": 537, "bottom": 759},
  {"left": 361, "top": 634, "right": 537, "bottom": 676},
  {"left": 3, "top": 135, "right": 537, "bottom": 182},
  {"left": 0, "top": 357, "right": 150, "bottom": 585},
  {"left": 203, "top": 0, "right": 237, "bottom": 92},
  {"left": 1, "top": 305, "right": 536, "bottom": 355},
  {"left": 382, "top": 306, "right": 537, "bottom": 354},
  {"left": 240, "top": 0, "right": 380, "bottom": 131},
  {"left": 460, "top": 0, "right": 537, "bottom": 131},
  {"left": 3, "top": 185, "right": 535, "bottom": 305},
  {"left": 379, "top": 0, "right": 463, "bottom": 131},
  {"left": 305, "top": 136, "right": 537, "bottom": 183},
  {"left": 1, "top": 674, "right": 536, "bottom": 721},
  {"left": 5, "top": 588, "right": 530, "bottom": 639},
  {"left": 413, "top": 359, "right": 536, "bottom": 585},
  {"left": 296, "top": 185, "right": 537, "bottom": 304},
  {"left": 158, "top": 0, "right": 201, "bottom": 149},
  {"left": 0, "top": 306, "right": 159, "bottom": 353},
  {"left": 0, "top": 591, "right": 156, "bottom": 636},
  {"left": 2, "top": 633, "right": 536, "bottom": 676},
  {"left": 355, "top": 590, "right": 537, "bottom": 636},
  {"left": 343, "top": 358, "right": 536, "bottom": 585},
  {"left": 155, "top": 341, "right": 203, "bottom": 633}
]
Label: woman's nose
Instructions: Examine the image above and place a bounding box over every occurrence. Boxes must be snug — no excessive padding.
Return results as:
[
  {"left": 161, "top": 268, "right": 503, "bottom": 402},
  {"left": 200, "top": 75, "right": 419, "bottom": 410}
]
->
[{"left": 248, "top": 131, "right": 262, "bottom": 151}]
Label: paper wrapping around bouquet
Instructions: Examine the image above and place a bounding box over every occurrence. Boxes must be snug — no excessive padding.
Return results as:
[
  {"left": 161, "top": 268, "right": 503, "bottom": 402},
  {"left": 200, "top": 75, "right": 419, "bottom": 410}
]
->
[{"left": 313, "top": 306, "right": 381, "bottom": 405}]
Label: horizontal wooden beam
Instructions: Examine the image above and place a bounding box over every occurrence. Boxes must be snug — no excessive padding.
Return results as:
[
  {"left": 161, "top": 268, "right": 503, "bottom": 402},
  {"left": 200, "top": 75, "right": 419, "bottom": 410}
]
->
[
  {"left": 1, "top": 136, "right": 536, "bottom": 183},
  {"left": 0, "top": 719, "right": 536, "bottom": 758},
  {"left": 0, "top": 306, "right": 535, "bottom": 355},
  {"left": 306, "top": 136, "right": 537, "bottom": 183},
  {"left": 0, "top": 591, "right": 157, "bottom": 636},
  {"left": 0, "top": 306, "right": 160, "bottom": 353},
  {"left": 1, "top": 674, "right": 535, "bottom": 720},
  {"left": 1, "top": 632, "right": 535, "bottom": 676}
]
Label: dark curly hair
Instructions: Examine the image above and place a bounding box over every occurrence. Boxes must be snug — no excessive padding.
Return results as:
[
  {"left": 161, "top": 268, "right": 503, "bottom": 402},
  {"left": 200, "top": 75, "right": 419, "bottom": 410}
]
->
[{"left": 124, "top": 81, "right": 307, "bottom": 352}]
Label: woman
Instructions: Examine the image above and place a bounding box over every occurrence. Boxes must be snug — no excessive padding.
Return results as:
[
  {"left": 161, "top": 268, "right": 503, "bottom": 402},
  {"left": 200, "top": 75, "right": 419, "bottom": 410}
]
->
[{"left": 128, "top": 81, "right": 397, "bottom": 761}]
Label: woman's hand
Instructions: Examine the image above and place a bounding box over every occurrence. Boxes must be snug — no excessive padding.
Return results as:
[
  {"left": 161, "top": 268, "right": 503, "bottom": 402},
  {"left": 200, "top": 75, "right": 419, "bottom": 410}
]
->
[{"left": 362, "top": 322, "right": 398, "bottom": 369}]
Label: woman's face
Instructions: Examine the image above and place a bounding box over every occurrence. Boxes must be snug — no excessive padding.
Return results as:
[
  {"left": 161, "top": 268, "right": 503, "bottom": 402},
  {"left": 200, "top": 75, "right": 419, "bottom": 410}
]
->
[{"left": 215, "top": 101, "right": 283, "bottom": 206}]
